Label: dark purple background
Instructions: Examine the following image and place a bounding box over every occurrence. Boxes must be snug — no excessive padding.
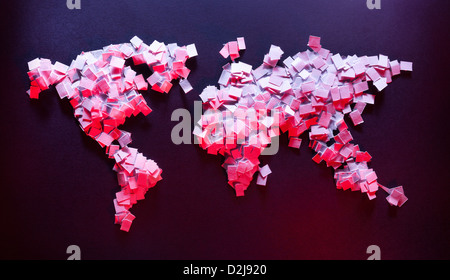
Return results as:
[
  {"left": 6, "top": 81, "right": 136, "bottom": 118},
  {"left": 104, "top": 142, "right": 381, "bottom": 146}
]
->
[{"left": 1, "top": 0, "right": 449, "bottom": 259}]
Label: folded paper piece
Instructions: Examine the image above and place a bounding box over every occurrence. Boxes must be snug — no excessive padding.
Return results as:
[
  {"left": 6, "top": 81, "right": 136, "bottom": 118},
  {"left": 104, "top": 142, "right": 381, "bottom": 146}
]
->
[
  {"left": 256, "top": 164, "right": 271, "bottom": 187},
  {"left": 27, "top": 36, "right": 197, "bottom": 231},
  {"left": 194, "top": 36, "right": 410, "bottom": 206},
  {"left": 220, "top": 37, "right": 246, "bottom": 61},
  {"left": 378, "top": 184, "right": 408, "bottom": 207}
]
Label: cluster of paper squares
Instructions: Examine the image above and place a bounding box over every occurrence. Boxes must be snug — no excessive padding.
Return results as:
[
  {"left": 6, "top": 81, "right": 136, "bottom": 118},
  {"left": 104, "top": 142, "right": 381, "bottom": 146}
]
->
[
  {"left": 195, "top": 35, "right": 410, "bottom": 205},
  {"left": 107, "top": 145, "right": 162, "bottom": 232},
  {"left": 27, "top": 36, "right": 197, "bottom": 231},
  {"left": 220, "top": 37, "right": 246, "bottom": 61}
]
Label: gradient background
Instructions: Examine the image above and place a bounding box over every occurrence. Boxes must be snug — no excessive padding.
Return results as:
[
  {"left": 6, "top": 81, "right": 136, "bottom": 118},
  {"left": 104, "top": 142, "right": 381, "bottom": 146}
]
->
[{"left": 1, "top": 0, "right": 449, "bottom": 259}]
